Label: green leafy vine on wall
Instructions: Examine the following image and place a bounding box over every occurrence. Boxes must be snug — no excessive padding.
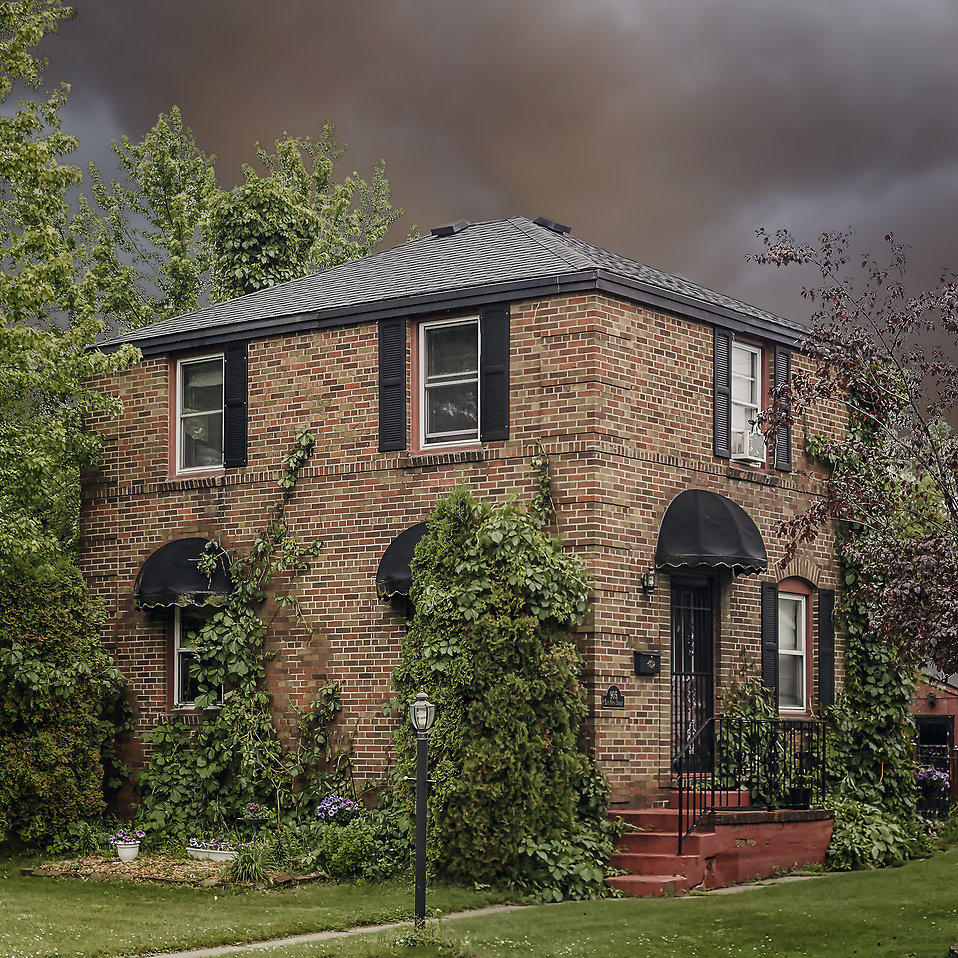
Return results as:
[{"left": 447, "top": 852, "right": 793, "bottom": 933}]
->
[
  {"left": 136, "top": 428, "right": 348, "bottom": 839},
  {"left": 391, "top": 479, "right": 621, "bottom": 901},
  {"left": 805, "top": 414, "right": 931, "bottom": 868}
]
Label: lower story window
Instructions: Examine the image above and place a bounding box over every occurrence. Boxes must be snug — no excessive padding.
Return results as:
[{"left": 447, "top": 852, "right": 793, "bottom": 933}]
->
[
  {"left": 778, "top": 592, "right": 807, "bottom": 710},
  {"left": 173, "top": 607, "right": 221, "bottom": 707}
]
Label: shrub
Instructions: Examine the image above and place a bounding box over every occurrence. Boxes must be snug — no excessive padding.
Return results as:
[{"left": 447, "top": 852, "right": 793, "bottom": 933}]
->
[
  {"left": 0, "top": 557, "right": 128, "bottom": 848},
  {"left": 826, "top": 800, "right": 933, "bottom": 870},
  {"left": 299, "top": 818, "right": 376, "bottom": 880},
  {"left": 44, "top": 819, "right": 110, "bottom": 858},
  {"left": 392, "top": 486, "right": 615, "bottom": 899},
  {"left": 226, "top": 842, "right": 270, "bottom": 885}
]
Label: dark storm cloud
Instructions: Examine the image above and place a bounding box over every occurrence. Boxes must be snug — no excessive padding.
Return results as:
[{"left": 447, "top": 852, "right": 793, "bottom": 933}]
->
[{"left": 53, "top": 0, "right": 958, "bottom": 319}]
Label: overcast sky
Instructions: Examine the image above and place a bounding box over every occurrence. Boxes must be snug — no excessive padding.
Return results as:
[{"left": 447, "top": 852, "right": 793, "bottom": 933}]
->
[{"left": 47, "top": 0, "right": 958, "bottom": 321}]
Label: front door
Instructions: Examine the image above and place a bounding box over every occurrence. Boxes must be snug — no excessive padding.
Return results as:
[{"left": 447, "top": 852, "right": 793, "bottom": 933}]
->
[
  {"left": 671, "top": 578, "right": 714, "bottom": 771},
  {"left": 916, "top": 714, "right": 954, "bottom": 819}
]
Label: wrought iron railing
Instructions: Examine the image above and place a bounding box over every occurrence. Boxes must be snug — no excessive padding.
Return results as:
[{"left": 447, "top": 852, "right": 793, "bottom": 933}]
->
[
  {"left": 675, "top": 716, "right": 827, "bottom": 853},
  {"left": 916, "top": 743, "right": 952, "bottom": 820},
  {"left": 671, "top": 672, "right": 713, "bottom": 773}
]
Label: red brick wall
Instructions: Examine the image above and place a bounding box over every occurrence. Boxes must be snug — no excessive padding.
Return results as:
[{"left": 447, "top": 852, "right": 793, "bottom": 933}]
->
[{"left": 80, "top": 292, "right": 844, "bottom": 806}]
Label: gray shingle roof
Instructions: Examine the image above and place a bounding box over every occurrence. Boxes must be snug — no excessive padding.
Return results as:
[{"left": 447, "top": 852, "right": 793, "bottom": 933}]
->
[{"left": 99, "top": 216, "right": 806, "bottom": 355}]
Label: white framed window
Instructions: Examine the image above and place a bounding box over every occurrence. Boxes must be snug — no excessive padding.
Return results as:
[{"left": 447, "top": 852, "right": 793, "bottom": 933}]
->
[
  {"left": 177, "top": 354, "right": 224, "bottom": 471},
  {"left": 419, "top": 317, "right": 480, "bottom": 446},
  {"left": 173, "top": 607, "right": 220, "bottom": 708},
  {"left": 778, "top": 593, "right": 807, "bottom": 710},
  {"left": 730, "top": 342, "right": 765, "bottom": 462}
]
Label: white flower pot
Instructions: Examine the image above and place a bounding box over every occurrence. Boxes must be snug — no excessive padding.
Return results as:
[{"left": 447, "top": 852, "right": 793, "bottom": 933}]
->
[
  {"left": 187, "top": 847, "right": 209, "bottom": 860},
  {"left": 206, "top": 848, "right": 237, "bottom": 861},
  {"left": 116, "top": 842, "right": 140, "bottom": 862}
]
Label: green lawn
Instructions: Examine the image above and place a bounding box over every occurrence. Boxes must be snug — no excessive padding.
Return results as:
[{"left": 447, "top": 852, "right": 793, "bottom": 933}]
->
[
  {"left": 0, "top": 855, "right": 506, "bottom": 958},
  {"left": 198, "top": 850, "right": 958, "bottom": 958},
  {"left": 5, "top": 850, "right": 958, "bottom": 958}
]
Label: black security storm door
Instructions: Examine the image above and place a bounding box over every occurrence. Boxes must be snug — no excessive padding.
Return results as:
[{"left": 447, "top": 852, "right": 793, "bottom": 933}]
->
[{"left": 671, "top": 578, "right": 714, "bottom": 771}]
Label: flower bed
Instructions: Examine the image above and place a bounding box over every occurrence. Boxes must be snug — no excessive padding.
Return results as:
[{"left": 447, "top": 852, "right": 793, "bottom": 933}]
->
[
  {"left": 23, "top": 854, "right": 326, "bottom": 887},
  {"left": 24, "top": 855, "right": 231, "bottom": 885}
]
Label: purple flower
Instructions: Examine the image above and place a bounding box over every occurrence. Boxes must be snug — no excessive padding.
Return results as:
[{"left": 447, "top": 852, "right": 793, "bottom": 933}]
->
[
  {"left": 316, "top": 794, "right": 362, "bottom": 822},
  {"left": 109, "top": 826, "right": 145, "bottom": 846},
  {"left": 915, "top": 766, "right": 950, "bottom": 791}
]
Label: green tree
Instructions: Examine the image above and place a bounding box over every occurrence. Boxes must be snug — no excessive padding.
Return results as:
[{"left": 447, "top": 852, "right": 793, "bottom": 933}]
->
[
  {"left": 206, "top": 126, "right": 402, "bottom": 301},
  {"left": 0, "top": 0, "right": 138, "bottom": 564},
  {"left": 752, "top": 230, "right": 947, "bottom": 864},
  {"left": 76, "top": 106, "right": 216, "bottom": 328},
  {"left": 83, "top": 116, "right": 403, "bottom": 321},
  {"left": 0, "top": 556, "right": 128, "bottom": 847},
  {"left": 0, "top": 1, "right": 136, "bottom": 847}
]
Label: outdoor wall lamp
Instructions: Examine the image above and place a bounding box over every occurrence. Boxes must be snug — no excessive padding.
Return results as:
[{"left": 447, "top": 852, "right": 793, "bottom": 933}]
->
[
  {"left": 640, "top": 567, "right": 658, "bottom": 594},
  {"left": 928, "top": 690, "right": 938, "bottom": 709}
]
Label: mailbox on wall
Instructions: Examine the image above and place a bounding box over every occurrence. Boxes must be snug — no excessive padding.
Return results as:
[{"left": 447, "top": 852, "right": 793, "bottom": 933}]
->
[{"left": 634, "top": 651, "right": 661, "bottom": 676}]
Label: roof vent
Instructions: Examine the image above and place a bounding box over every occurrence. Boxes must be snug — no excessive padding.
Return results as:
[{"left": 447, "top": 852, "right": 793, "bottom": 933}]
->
[
  {"left": 533, "top": 216, "right": 571, "bottom": 235},
  {"left": 430, "top": 220, "right": 471, "bottom": 237}
]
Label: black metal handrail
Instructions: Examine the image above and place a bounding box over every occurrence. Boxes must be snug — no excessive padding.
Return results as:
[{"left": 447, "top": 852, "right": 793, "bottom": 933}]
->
[{"left": 675, "top": 715, "right": 826, "bottom": 853}]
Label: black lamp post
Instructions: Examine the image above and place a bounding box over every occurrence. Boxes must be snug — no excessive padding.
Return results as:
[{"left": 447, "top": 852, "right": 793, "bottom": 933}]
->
[{"left": 409, "top": 690, "right": 436, "bottom": 928}]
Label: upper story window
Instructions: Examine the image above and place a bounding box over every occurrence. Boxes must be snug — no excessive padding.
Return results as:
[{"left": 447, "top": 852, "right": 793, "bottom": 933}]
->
[
  {"left": 713, "top": 329, "right": 791, "bottom": 471},
  {"left": 420, "top": 317, "right": 480, "bottom": 446},
  {"left": 177, "top": 354, "right": 224, "bottom": 471},
  {"left": 378, "top": 306, "right": 510, "bottom": 453},
  {"left": 730, "top": 342, "right": 765, "bottom": 464}
]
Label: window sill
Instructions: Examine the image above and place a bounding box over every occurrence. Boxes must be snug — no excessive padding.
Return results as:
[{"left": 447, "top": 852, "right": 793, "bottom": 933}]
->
[
  {"left": 402, "top": 446, "right": 488, "bottom": 468},
  {"left": 415, "top": 439, "right": 481, "bottom": 455},
  {"left": 173, "top": 466, "right": 226, "bottom": 480}
]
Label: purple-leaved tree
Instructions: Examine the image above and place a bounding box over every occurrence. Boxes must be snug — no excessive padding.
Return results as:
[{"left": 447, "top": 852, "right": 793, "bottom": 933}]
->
[{"left": 753, "top": 229, "right": 958, "bottom": 673}]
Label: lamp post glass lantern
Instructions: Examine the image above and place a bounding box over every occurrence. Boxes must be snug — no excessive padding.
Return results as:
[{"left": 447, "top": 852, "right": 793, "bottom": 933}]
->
[
  {"left": 409, "top": 691, "right": 436, "bottom": 928},
  {"left": 410, "top": 691, "right": 436, "bottom": 734}
]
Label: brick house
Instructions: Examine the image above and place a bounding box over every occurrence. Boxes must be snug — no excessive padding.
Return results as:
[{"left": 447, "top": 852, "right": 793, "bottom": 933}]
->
[{"left": 81, "top": 215, "right": 843, "bottom": 812}]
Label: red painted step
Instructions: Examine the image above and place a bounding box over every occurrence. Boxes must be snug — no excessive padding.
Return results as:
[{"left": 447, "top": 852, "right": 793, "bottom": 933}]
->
[
  {"left": 604, "top": 804, "right": 716, "bottom": 897},
  {"left": 608, "top": 851, "right": 706, "bottom": 886},
  {"left": 615, "top": 828, "right": 717, "bottom": 856},
  {"left": 605, "top": 872, "right": 698, "bottom": 897}
]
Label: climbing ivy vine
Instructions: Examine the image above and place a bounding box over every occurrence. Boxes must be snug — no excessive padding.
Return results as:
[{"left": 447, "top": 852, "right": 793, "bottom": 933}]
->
[
  {"left": 803, "top": 418, "right": 918, "bottom": 806},
  {"left": 808, "top": 415, "right": 931, "bottom": 867},
  {"left": 136, "top": 429, "right": 346, "bottom": 839}
]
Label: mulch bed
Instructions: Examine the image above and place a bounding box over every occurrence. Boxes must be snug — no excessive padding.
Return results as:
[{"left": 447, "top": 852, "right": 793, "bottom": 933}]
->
[{"left": 22, "top": 854, "right": 325, "bottom": 888}]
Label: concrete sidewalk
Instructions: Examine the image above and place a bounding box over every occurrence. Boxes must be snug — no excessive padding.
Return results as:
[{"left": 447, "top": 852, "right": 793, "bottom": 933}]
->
[
  {"left": 146, "top": 876, "right": 824, "bottom": 957},
  {"left": 145, "top": 904, "right": 526, "bottom": 957}
]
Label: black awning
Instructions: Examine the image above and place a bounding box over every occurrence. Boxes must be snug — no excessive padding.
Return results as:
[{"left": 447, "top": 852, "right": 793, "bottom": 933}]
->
[
  {"left": 134, "top": 537, "right": 232, "bottom": 609},
  {"left": 654, "top": 490, "right": 768, "bottom": 575},
  {"left": 376, "top": 523, "right": 429, "bottom": 598}
]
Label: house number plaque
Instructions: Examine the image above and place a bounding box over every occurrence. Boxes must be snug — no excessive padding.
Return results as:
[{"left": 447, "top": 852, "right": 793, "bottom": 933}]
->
[{"left": 601, "top": 685, "right": 624, "bottom": 709}]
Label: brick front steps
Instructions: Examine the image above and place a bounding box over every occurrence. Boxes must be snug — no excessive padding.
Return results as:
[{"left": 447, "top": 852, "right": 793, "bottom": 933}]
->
[{"left": 605, "top": 795, "right": 834, "bottom": 897}]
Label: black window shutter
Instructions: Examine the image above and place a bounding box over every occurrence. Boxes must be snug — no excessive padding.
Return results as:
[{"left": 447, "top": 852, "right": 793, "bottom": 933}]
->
[
  {"left": 761, "top": 580, "right": 780, "bottom": 710},
  {"left": 479, "top": 305, "right": 510, "bottom": 442},
  {"left": 773, "top": 346, "right": 793, "bottom": 472},
  {"left": 713, "top": 328, "right": 732, "bottom": 458},
  {"left": 378, "top": 317, "right": 406, "bottom": 452},
  {"left": 818, "top": 588, "right": 836, "bottom": 707},
  {"left": 223, "top": 342, "right": 248, "bottom": 468}
]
